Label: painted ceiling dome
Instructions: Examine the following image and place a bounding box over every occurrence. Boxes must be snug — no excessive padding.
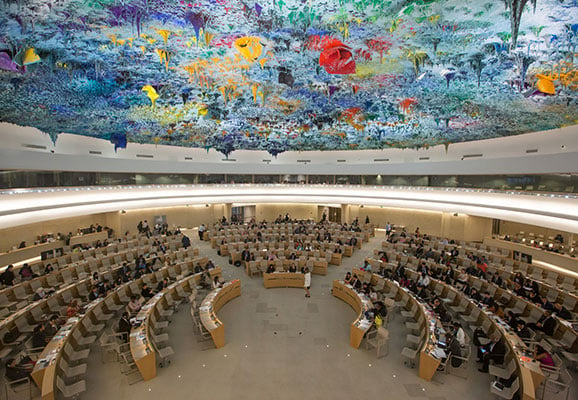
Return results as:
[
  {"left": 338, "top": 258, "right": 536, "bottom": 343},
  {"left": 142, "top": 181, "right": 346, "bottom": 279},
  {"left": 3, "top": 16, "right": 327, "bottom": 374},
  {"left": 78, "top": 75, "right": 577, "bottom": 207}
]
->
[{"left": 0, "top": 0, "right": 576, "bottom": 156}]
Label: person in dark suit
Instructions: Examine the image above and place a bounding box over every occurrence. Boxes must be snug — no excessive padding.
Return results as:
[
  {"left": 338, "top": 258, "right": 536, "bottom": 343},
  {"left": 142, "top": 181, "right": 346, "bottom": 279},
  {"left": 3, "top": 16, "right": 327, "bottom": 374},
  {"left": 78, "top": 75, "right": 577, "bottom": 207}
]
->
[
  {"left": 118, "top": 312, "right": 132, "bottom": 343},
  {"left": 0, "top": 265, "right": 15, "bottom": 286},
  {"left": 141, "top": 284, "right": 153, "bottom": 299},
  {"left": 155, "top": 278, "right": 168, "bottom": 293},
  {"left": 43, "top": 315, "right": 60, "bottom": 339},
  {"left": 515, "top": 321, "right": 533, "bottom": 340},
  {"left": 181, "top": 234, "right": 191, "bottom": 249},
  {"left": 553, "top": 303, "right": 572, "bottom": 320},
  {"left": 31, "top": 324, "right": 47, "bottom": 348},
  {"left": 349, "top": 274, "right": 362, "bottom": 290},
  {"left": 481, "top": 292, "right": 495, "bottom": 307},
  {"left": 478, "top": 335, "right": 506, "bottom": 372},
  {"left": 241, "top": 248, "right": 251, "bottom": 261},
  {"left": 529, "top": 310, "right": 557, "bottom": 336},
  {"left": 490, "top": 273, "right": 503, "bottom": 287}
]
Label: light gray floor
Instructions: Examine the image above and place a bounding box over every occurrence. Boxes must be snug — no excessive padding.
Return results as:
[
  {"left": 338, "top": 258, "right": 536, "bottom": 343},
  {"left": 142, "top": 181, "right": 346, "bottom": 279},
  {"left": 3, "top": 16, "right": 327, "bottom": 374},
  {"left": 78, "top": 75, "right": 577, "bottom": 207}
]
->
[{"left": 9, "top": 231, "right": 577, "bottom": 399}]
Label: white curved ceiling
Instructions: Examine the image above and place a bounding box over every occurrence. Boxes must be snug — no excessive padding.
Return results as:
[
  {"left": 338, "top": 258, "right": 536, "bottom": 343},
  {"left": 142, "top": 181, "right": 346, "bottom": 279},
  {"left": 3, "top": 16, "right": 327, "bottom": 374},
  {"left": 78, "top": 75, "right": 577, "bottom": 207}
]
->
[
  {"left": 1, "top": 185, "right": 577, "bottom": 233},
  {"left": 0, "top": 122, "right": 577, "bottom": 175}
]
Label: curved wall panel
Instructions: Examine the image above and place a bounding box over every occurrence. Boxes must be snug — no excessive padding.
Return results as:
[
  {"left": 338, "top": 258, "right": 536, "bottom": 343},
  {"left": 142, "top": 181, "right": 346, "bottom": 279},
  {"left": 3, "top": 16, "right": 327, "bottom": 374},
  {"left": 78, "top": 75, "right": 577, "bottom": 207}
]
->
[
  {"left": 0, "top": 123, "right": 577, "bottom": 175},
  {"left": 1, "top": 185, "right": 577, "bottom": 234}
]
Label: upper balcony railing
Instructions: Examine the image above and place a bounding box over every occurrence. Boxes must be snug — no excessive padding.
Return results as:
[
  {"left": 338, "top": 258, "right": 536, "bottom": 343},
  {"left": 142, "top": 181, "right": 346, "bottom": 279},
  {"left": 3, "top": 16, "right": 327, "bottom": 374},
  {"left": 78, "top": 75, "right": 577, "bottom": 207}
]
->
[{"left": 0, "top": 171, "right": 577, "bottom": 195}]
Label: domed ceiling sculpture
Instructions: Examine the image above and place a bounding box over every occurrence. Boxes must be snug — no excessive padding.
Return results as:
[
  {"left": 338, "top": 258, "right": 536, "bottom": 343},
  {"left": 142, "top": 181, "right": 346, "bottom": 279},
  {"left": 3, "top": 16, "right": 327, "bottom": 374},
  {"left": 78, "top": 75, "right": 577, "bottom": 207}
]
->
[{"left": 0, "top": 0, "right": 576, "bottom": 156}]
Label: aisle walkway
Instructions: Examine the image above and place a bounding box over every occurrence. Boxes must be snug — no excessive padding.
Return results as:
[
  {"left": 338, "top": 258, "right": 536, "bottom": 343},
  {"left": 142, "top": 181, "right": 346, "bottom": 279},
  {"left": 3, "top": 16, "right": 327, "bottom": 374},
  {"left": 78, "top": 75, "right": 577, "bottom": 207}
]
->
[{"left": 78, "top": 229, "right": 494, "bottom": 400}]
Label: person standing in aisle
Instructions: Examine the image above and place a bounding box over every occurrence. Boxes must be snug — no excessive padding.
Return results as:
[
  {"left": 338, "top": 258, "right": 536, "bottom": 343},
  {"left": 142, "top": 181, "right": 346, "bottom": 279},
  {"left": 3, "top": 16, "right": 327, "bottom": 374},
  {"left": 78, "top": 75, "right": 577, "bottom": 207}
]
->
[
  {"left": 198, "top": 224, "right": 206, "bottom": 240},
  {"left": 304, "top": 267, "right": 311, "bottom": 298}
]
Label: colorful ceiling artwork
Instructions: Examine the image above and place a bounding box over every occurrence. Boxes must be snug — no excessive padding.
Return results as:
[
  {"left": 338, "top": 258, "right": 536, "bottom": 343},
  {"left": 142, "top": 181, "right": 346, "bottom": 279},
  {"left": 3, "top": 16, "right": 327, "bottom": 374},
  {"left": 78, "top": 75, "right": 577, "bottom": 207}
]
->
[{"left": 0, "top": 0, "right": 577, "bottom": 156}]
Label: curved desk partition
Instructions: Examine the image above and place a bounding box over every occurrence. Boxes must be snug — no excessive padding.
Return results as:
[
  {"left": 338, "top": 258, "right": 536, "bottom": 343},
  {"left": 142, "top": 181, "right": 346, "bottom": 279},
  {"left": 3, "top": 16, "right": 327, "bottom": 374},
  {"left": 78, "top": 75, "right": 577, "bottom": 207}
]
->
[
  {"left": 0, "top": 231, "right": 109, "bottom": 270},
  {"left": 398, "top": 284, "right": 446, "bottom": 382},
  {"left": 32, "top": 273, "right": 132, "bottom": 400},
  {"left": 369, "top": 245, "right": 547, "bottom": 400},
  {"left": 33, "top": 253, "right": 202, "bottom": 397},
  {"left": 331, "top": 280, "right": 373, "bottom": 349},
  {"left": 431, "top": 279, "right": 544, "bottom": 400},
  {"left": 0, "top": 237, "right": 176, "bottom": 320},
  {"left": 131, "top": 266, "right": 222, "bottom": 380},
  {"left": 263, "top": 272, "right": 305, "bottom": 288},
  {"left": 199, "top": 279, "right": 241, "bottom": 349},
  {"left": 34, "top": 295, "right": 109, "bottom": 400},
  {"left": 350, "top": 268, "right": 447, "bottom": 381}
]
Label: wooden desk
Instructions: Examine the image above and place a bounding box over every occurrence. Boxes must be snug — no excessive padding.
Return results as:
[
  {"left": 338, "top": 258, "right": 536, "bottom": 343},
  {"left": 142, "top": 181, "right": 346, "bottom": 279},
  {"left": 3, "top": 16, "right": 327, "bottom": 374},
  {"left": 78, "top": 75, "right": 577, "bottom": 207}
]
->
[
  {"left": 331, "top": 280, "right": 372, "bottom": 348},
  {"left": 32, "top": 294, "right": 106, "bottom": 400},
  {"left": 0, "top": 241, "right": 63, "bottom": 268},
  {"left": 483, "top": 237, "right": 578, "bottom": 275},
  {"left": 343, "top": 246, "right": 353, "bottom": 257},
  {"left": 352, "top": 270, "right": 445, "bottom": 381},
  {"left": 263, "top": 272, "right": 305, "bottom": 288},
  {"left": 130, "top": 299, "right": 157, "bottom": 381},
  {"left": 413, "top": 294, "right": 444, "bottom": 381},
  {"left": 68, "top": 231, "right": 109, "bottom": 247},
  {"left": 130, "top": 266, "right": 221, "bottom": 380},
  {"left": 427, "top": 274, "right": 544, "bottom": 398},
  {"left": 379, "top": 241, "right": 550, "bottom": 398},
  {"left": 311, "top": 259, "right": 328, "bottom": 275},
  {"left": 219, "top": 244, "right": 230, "bottom": 257},
  {"left": 199, "top": 279, "right": 241, "bottom": 349},
  {"left": 31, "top": 316, "right": 78, "bottom": 398},
  {"left": 330, "top": 252, "right": 342, "bottom": 265}
]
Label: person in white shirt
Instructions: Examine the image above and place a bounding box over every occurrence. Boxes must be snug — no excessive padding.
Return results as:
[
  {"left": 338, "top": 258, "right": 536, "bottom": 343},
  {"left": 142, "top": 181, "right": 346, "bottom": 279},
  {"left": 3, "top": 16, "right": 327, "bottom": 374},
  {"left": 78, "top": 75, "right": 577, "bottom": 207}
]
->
[
  {"left": 453, "top": 322, "right": 466, "bottom": 347},
  {"left": 198, "top": 224, "right": 206, "bottom": 240},
  {"left": 303, "top": 267, "right": 311, "bottom": 298},
  {"left": 417, "top": 272, "right": 430, "bottom": 288},
  {"left": 212, "top": 276, "right": 224, "bottom": 289}
]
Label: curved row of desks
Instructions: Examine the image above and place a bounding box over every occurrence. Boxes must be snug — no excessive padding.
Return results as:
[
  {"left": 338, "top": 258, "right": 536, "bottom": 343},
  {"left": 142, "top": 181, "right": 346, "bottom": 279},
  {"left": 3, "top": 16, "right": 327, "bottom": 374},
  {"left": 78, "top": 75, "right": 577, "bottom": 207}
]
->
[
  {"left": 33, "top": 256, "right": 207, "bottom": 398},
  {"left": 430, "top": 276, "right": 545, "bottom": 400},
  {"left": 383, "top": 235, "right": 578, "bottom": 294},
  {"left": 331, "top": 280, "right": 374, "bottom": 349},
  {"left": 0, "top": 235, "right": 183, "bottom": 312},
  {"left": 373, "top": 256, "right": 545, "bottom": 399},
  {"left": 0, "top": 247, "right": 176, "bottom": 357},
  {"left": 340, "top": 270, "right": 447, "bottom": 382},
  {"left": 229, "top": 245, "right": 342, "bottom": 270},
  {"left": 245, "top": 256, "right": 329, "bottom": 276},
  {"left": 263, "top": 272, "right": 305, "bottom": 288},
  {"left": 372, "top": 247, "right": 578, "bottom": 351},
  {"left": 0, "top": 278, "right": 93, "bottom": 361},
  {"left": 131, "top": 266, "right": 222, "bottom": 380},
  {"left": 0, "top": 231, "right": 110, "bottom": 270},
  {"left": 0, "top": 241, "right": 173, "bottom": 313},
  {"left": 209, "top": 222, "right": 373, "bottom": 246},
  {"left": 219, "top": 239, "right": 356, "bottom": 258},
  {"left": 483, "top": 237, "right": 578, "bottom": 278},
  {"left": 199, "top": 279, "right": 241, "bottom": 349}
]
